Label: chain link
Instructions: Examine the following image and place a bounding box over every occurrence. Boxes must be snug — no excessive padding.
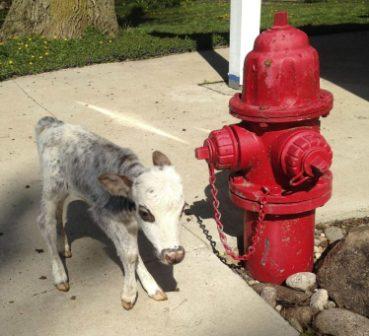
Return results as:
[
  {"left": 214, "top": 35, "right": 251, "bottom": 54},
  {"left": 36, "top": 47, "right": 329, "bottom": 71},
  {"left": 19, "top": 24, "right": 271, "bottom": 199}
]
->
[{"left": 207, "top": 163, "right": 267, "bottom": 261}]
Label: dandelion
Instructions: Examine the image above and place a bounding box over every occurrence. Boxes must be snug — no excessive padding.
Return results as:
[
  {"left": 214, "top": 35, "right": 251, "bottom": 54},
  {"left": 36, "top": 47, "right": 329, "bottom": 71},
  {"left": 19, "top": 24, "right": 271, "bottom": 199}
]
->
[
  {"left": 45, "top": 52, "right": 49, "bottom": 56},
  {"left": 8, "top": 60, "right": 13, "bottom": 65}
]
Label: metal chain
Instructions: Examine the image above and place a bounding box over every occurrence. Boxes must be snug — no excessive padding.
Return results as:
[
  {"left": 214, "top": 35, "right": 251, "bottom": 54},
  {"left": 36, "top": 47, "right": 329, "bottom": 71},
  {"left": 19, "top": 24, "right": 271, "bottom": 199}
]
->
[{"left": 206, "top": 163, "right": 267, "bottom": 261}]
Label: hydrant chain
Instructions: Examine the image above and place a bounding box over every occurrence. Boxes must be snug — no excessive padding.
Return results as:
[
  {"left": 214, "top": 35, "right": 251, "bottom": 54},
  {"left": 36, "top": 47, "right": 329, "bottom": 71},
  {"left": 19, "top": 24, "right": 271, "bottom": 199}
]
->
[{"left": 208, "top": 163, "right": 267, "bottom": 261}]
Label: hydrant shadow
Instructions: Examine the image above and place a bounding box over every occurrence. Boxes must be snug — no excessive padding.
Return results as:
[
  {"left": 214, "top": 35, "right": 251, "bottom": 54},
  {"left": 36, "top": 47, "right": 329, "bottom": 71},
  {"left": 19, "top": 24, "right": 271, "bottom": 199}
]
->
[{"left": 188, "top": 170, "right": 244, "bottom": 252}]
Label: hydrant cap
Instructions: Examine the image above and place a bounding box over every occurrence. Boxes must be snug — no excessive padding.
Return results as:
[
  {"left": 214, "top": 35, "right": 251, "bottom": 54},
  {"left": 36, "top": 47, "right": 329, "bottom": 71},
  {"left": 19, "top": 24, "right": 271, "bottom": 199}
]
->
[{"left": 280, "top": 130, "right": 332, "bottom": 184}]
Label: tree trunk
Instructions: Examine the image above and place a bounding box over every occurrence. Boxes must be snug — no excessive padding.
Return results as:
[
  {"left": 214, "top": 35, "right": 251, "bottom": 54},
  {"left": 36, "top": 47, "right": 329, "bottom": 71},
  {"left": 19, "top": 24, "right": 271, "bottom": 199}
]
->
[{"left": 1, "top": 0, "right": 119, "bottom": 40}]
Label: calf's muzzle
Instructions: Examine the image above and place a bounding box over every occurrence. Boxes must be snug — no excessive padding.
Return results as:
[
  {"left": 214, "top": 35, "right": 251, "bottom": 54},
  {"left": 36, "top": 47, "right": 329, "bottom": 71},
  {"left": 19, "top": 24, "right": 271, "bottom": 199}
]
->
[{"left": 161, "top": 246, "right": 185, "bottom": 265}]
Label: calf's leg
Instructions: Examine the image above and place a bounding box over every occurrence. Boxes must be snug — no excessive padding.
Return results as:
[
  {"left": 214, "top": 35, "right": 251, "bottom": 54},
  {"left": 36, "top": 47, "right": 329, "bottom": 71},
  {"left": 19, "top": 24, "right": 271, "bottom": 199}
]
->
[
  {"left": 98, "top": 218, "right": 139, "bottom": 310},
  {"left": 38, "top": 194, "right": 69, "bottom": 291},
  {"left": 137, "top": 256, "right": 167, "bottom": 301}
]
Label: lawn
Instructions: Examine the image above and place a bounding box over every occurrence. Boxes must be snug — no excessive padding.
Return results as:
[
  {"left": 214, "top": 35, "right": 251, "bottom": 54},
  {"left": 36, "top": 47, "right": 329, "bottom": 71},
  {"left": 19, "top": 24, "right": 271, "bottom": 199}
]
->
[{"left": 0, "top": 0, "right": 368, "bottom": 81}]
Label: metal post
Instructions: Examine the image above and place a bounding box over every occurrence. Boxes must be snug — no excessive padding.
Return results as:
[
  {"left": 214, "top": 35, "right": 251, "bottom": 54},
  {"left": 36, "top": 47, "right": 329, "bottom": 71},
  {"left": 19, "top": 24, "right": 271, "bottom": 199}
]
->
[{"left": 228, "top": 0, "right": 262, "bottom": 89}]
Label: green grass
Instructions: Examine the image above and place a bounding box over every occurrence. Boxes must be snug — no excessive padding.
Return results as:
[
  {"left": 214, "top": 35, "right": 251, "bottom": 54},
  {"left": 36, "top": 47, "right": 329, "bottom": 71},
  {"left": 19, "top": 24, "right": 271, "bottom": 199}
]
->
[{"left": 0, "top": 0, "right": 368, "bottom": 81}]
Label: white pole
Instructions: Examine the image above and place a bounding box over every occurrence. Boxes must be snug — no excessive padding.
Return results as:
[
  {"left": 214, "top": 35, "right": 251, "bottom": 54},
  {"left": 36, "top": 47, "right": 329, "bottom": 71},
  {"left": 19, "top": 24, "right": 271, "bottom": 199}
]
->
[{"left": 229, "top": 0, "right": 262, "bottom": 89}]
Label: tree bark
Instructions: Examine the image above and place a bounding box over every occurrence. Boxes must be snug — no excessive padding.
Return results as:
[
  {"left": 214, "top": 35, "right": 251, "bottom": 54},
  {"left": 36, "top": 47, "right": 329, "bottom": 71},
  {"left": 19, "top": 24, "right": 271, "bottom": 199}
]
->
[{"left": 1, "top": 0, "right": 119, "bottom": 40}]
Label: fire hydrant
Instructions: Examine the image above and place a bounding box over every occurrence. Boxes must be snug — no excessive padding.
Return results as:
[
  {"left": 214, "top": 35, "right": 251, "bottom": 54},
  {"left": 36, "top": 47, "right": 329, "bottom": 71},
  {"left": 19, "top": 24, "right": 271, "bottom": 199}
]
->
[{"left": 195, "top": 12, "right": 333, "bottom": 284}]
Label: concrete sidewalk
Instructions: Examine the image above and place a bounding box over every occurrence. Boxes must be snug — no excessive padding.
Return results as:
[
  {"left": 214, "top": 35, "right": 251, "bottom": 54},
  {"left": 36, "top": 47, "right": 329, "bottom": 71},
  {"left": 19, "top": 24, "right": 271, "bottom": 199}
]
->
[{"left": 0, "top": 31, "right": 368, "bottom": 336}]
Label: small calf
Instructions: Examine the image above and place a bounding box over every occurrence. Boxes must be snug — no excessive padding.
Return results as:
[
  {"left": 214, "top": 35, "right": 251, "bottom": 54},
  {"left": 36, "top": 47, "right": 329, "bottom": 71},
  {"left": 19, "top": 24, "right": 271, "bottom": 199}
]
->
[{"left": 35, "top": 116, "right": 185, "bottom": 309}]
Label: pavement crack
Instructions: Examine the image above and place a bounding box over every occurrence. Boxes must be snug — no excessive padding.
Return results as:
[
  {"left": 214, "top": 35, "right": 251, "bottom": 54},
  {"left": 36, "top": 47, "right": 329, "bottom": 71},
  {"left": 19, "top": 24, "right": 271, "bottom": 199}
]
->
[{"left": 13, "top": 80, "right": 56, "bottom": 117}]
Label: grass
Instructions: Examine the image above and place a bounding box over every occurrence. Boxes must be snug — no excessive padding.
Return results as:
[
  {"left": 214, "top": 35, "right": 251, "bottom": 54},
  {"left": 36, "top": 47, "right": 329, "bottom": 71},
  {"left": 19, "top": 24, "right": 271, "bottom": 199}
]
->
[{"left": 0, "top": 0, "right": 368, "bottom": 81}]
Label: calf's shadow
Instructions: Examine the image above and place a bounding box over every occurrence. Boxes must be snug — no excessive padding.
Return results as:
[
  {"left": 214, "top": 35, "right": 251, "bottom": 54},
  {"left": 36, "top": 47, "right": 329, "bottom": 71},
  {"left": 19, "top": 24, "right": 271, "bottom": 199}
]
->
[{"left": 64, "top": 200, "right": 178, "bottom": 292}]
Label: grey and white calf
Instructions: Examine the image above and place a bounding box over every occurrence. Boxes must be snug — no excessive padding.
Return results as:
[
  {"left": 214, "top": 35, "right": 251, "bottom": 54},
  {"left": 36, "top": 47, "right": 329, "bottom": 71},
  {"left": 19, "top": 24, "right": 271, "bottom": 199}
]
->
[{"left": 35, "top": 116, "right": 185, "bottom": 309}]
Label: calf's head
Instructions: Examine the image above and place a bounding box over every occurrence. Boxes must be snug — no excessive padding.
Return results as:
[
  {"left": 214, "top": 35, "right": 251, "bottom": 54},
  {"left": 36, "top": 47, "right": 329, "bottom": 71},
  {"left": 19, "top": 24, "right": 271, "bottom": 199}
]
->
[
  {"left": 98, "top": 151, "right": 185, "bottom": 265},
  {"left": 132, "top": 151, "right": 185, "bottom": 265}
]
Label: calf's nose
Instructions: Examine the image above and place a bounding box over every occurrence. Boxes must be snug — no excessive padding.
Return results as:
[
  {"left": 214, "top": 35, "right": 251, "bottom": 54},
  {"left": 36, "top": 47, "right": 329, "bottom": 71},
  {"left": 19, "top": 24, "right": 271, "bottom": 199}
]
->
[{"left": 161, "top": 246, "right": 185, "bottom": 265}]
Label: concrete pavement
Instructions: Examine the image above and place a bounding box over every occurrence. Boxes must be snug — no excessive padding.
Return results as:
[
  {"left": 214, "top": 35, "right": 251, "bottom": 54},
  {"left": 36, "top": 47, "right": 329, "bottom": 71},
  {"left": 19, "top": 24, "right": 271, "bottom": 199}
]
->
[{"left": 1, "top": 31, "right": 368, "bottom": 336}]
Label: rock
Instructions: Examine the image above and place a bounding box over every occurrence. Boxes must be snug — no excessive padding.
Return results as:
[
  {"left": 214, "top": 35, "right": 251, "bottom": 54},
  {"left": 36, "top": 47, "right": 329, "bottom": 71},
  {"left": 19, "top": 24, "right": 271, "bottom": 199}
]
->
[
  {"left": 324, "top": 226, "right": 344, "bottom": 243},
  {"left": 310, "top": 289, "right": 329, "bottom": 312},
  {"left": 314, "top": 309, "right": 369, "bottom": 336},
  {"left": 281, "top": 306, "right": 315, "bottom": 329},
  {"left": 317, "top": 225, "right": 369, "bottom": 317},
  {"left": 286, "top": 272, "right": 316, "bottom": 292},
  {"left": 260, "top": 286, "right": 277, "bottom": 308},
  {"left": 275, "top": 304, "right": 282, "bottom": 312},
  {"left": 325, "top": 300, "right": 337, "bottom": 309},
  {"left": 251, "top": 283, "right": 311, "bottom": 306},
  {"left": 288, "top": 318, "right": 303, "bottom": 333}
]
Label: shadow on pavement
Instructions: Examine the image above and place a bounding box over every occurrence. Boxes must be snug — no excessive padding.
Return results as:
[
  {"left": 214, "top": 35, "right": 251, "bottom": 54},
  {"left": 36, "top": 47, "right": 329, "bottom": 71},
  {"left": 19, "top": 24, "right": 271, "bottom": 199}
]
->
[
  {"left": 66, "top": 200, "right": 178, "bottom": 292},
  {"left": 151, "top": 26, "right": 369, "bottom": 102},
  {"left": 311, "top": 30, "right": 369, "bottom": 102},
  {"left": 187, "top": 171, "right": 244, "bottom": 253}
]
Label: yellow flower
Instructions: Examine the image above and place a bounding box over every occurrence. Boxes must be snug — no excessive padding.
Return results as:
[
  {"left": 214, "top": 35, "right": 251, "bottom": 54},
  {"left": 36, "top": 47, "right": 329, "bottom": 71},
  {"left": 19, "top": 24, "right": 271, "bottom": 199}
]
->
[
  {"left": 29, "top": 62, "right": 33, "bottom": 65},
  {"left": 39, "top": 56, "right": 43, "bottom": 59},
  {"left": 109, "top": 40, "right": 112, "bottom": 43},
  {"left": 45, "top": 52, "right": 49, "bottom": 56},
  {"left": 28, "top": 37, "right": 32, "bottom": 41},
  {"left": 25, "top": 44, "right": 28, "bottom": 48},
  {"left": 31, "top": 55, "right": 35, "bottom": 58},
  {"left": 8, "top": 60, "right": 13, "bottom": 65}
]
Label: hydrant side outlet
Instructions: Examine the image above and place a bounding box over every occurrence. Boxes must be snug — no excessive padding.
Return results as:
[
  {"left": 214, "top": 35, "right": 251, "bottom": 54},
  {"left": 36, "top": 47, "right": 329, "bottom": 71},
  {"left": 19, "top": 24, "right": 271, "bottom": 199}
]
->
[{"left": 195, "top": 11, "right": 333, "bottom": 284}]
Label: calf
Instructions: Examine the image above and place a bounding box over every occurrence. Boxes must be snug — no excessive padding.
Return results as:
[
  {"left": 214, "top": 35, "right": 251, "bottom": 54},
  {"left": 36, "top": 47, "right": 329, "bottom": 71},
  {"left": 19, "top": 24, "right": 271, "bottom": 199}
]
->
[{"left": 35, "top": 116, "right": 185, "bottom": 309}]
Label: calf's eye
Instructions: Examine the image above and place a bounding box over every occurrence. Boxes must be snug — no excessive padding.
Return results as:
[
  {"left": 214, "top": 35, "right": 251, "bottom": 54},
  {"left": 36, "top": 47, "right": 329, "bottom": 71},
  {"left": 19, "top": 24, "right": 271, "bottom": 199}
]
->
[{"left": 138, "top": 205, "right": 155, "bottom": 223}]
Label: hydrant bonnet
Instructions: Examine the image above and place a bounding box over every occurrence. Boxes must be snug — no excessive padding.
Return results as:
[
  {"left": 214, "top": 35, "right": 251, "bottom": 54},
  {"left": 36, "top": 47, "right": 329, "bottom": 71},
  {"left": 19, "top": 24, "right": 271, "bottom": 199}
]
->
[{"left": 229, "top": 12, "right": 333, "bottom": 123}]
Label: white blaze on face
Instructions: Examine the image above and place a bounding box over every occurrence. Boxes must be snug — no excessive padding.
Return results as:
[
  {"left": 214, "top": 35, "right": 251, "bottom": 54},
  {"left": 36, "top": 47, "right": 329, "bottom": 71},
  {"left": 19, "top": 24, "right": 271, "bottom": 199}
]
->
[{"left": 132, "top": 166, "right": 184, "bottom": 255}]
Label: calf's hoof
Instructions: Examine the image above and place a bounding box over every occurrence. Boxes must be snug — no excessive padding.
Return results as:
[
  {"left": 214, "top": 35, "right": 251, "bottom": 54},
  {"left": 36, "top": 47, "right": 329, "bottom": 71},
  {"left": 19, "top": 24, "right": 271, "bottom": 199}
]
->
[
  {"left": 150, "top": 290, "right": 168, "bottom": 301},
  {"left": 55, "top": 282, "right": 70, "bottom": 292},
  {"left": 121, "top": 299, "right": 135, "bottom": 310}
]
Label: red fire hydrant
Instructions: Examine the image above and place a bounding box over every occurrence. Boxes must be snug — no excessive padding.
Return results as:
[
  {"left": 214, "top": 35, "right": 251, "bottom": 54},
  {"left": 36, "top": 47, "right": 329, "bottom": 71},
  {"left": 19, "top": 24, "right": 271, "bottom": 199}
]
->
[{"left": 195, "top": 12, "right": 333, "bottom": 284}]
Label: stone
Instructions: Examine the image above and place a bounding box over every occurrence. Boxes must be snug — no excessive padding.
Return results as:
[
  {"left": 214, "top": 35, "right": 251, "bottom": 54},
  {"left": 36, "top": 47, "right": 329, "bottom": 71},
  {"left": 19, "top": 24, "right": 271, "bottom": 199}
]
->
[
  {"left": 325, "top": 300, "right": 337, "bottom": 309},
  {"left": 314, "top": 309, "right": 369, "bottom": 336},
  {"left": 286, "top": 272, "right": 316, "bottom": 292},
  {"left": 310, "top": 289, "right": 329, "bottom": 312},
  {"left": 281, "top": 306, "right": 315, "bottom": 329},
  {"left": 324, "top": 226, "right": 344, "bottom": 243},
  {"left": 317, "top": 225, "right": 369, "bottom": 317},
  {"left": 251, "top": 283, "right": 311, "bottom": 306},
  {"left": 260, "top": 286, "right": 277, "bottom": 308}
]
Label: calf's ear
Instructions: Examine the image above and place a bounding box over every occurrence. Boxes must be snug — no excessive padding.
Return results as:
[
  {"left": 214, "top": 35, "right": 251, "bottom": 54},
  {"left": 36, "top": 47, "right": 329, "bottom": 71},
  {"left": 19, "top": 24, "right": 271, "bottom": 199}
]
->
[
  {"left": 98, "top": 173, "right": 133, "bottom": 196},
  {"left": 153, "top": 150, "right": 171, "bottom": 167}
]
